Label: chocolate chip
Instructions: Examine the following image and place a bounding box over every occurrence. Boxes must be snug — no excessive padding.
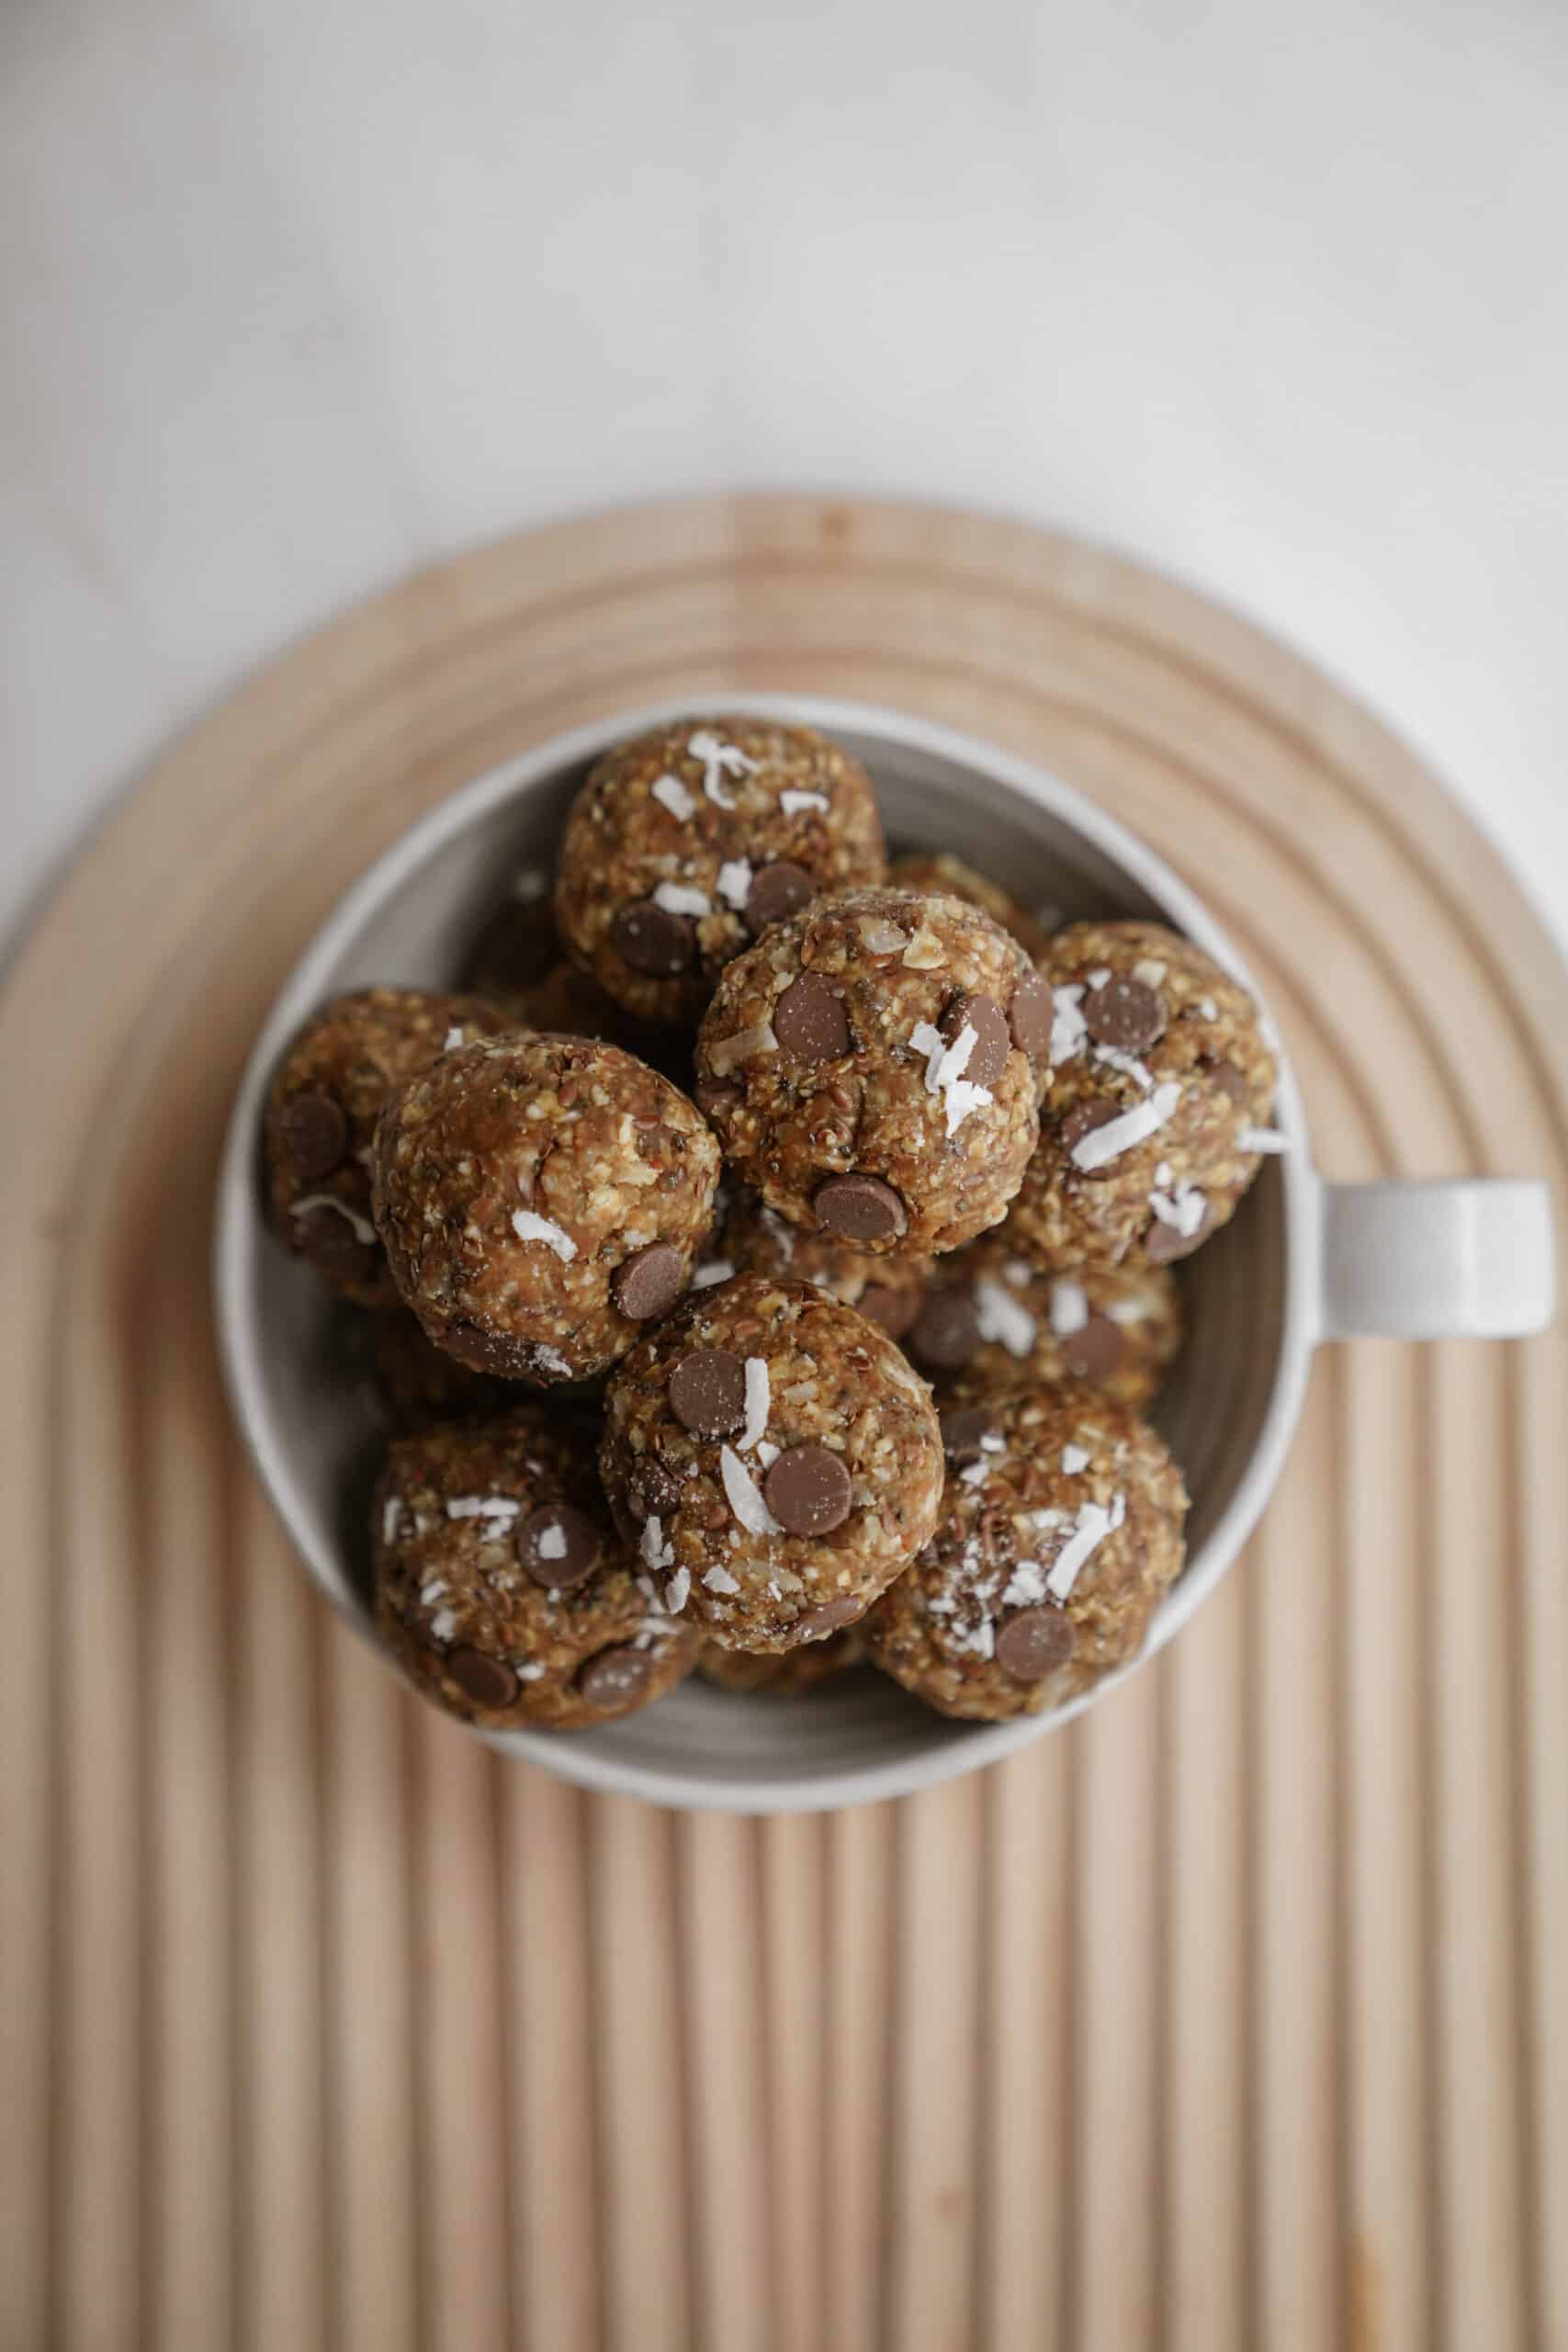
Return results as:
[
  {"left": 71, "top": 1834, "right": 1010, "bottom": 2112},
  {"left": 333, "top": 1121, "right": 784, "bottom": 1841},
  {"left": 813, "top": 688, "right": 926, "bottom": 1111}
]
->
[
  {"left": 627, "top": 1459, "right": 682, "bottom": 1521},
  {"left": 763, "top": 1445, "right": 853, "bottom": 1536},
  {"left": 857, "top": 1282, "right": 919, "bottom": 1340},
  {"left": 668, "top": 1347, "right": 748, "bottom": 1436},
  {"left": 941, "top": 992, "right": 1010, "bottom": 1089},
  {"left": 612, "top": 1241, "right": 686, "bottom": 1320},
  {"left": 1058, "top": 1313, "right": 1126, "bottom": 1383},
  {"left": 1083, "top": 975, "right": 1167, "bottom": 1054},
  {"left": 446, "top": 1646, "right": 521, "bottom": 1709},
  {"left": 576, "top": 1645, "right": 655, "bottom": 1710},
  {"left": 995, "top": 1608, "right": 1076, "bottom": 1681},
  {"left": 1210, "top": 1058, "right": 1248, "bottom": 1106},
  {"left": 746, "top": 861, "right": 815, "bottom": 935},
  {"left": 1056, "top": 1099, "right": 1121, "bottom": 1177},
  {"left": 908, "top": 1288, "right": 982, "bottom": 1370},
  {"left": 774, "top": 971, "right": 850, "bottom": 1060},
  {"left": 295, "top": 1202, "right": 378, "bottom": 1280},
  {"left": 276, "top": 1088, "right": 348, "bottom": 1182},
  {"left": 695, "top": 1079, "right": 741, "bottom": 1120},
  {"left": 814, "top": 1173, "right": 907, "bottom": 1242},
  {"left": 1009, "top": 971, "right": 1052, "bottom": 1059},
  {"left": 516, "top": 1503, "right": 603, "bottom": 1588},
  {"left": 794, "top": 1595, "right": 864, "bottom": 1642},
  {"left": 1145, "top": 1201, "right": 1214, "bottom": 1263},
  {"left": 939, "top": 1405, "right": 999, "bottom": 1465},
  {"left": 610, "top": 899, "right": 694, "bottom": 977}
]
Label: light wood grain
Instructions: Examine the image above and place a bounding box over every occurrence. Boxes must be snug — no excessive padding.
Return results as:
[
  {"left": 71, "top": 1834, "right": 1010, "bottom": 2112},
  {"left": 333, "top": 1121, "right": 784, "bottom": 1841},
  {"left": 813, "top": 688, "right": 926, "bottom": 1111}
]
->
[{"left": 1, "top": 494, "right": 1563, "bottom": 2351}]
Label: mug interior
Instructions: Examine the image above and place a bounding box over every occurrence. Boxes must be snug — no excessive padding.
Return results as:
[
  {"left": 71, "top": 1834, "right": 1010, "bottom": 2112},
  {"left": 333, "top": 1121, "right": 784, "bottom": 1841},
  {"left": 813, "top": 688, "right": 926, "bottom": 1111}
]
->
[{"left": 217, "top": 697, "right": 1308, "bottom": 1811}]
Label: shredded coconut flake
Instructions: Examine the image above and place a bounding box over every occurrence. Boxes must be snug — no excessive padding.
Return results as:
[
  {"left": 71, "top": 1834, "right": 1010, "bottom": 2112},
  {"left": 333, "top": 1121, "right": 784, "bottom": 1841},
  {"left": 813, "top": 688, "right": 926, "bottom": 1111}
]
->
[
  {"left": 1061, "top": 1443, "right": 1091, "bottom": 1476},
  {"left": 446, "top": 1494, "right": 522, "bottom": 1521},
  {"left": 716, "top": 858, "right": 753, "bottom": 909},
  {"left": 1002, "top": 1559, "right": 1049, "bottom": 1607},
  {"left": 665, "top": 1566, "right": 692, "bottom": 1613},
  {"left": 959, "top": 1457, "right": 994, "bottom": 1487},
  {"left": 515, "top": 1663, "right": 546, "bottom": 1683},
  {"left": 651, "top": 773, "right": 696, "bottom": 821},
  {"left": 1108, "top": 1297, "right": 1148, "bottom": 1325},
  {"left": 382, "top": 1498, "right": 402, "bottom": 1546},
  {"left": 780, "top": 788, "right": 829, "bottom": 814},
  {"left": 652, "top": 880, "right": 711, "bottom": 918},
  {"left": 419, "top": 1580, "right": 447, "bottom": 1606},
  {"left": 740, "top": 1357, "right": 771, "bottom": 1452},
  {"left": 1093, "top": 1043, "right": 1154, "bottom": 1091},
  {"left": 512, "top": 1210, "right": 577, "bottom": 1261},
  {"left": 1046, "top": 1499, "right": 1117, "bottom": 1600},
  {"left": 640, "top": 1516, "right": 675, "bottom": 1573},
  {"left": 707, "top": 1020, "right": 778, "bottom": 1074},
  {"left": 1132, "top": 958, "right": 1168, "bottom": 986},
  {"left": 703, "top": 1564, "right": 740, "bottom": 1595},
  {"left": 687, "top": 728, "right": 757, "bottom": 808},
  {"left": 1051, "top": 1278, "right": 1089, "bottom": 1335},
  {"left": 431, "top": 1610, "right": 457, "bottom": 1644},
  {"left": 973, "top": 1276, "right": 1037, "bottom": 1359},
  {"left": 290, "top": 1193, "right": 376, "bottom": 1245},
  {"left": 1002, "top": 1258, "right": 1034, "bottom": 1289},
  {"left": 1071, "top": 1082, "right": 1181, "bottom": 1170},
  {"left": 1238, "top": 1125, "right": 1290, "bottom": 1154},
  {"left": 531, "top": 1344, "right": 572, "bottom": 1377},
  {"left": 1149, "top": 1179, "right": 1208, "bottom": 1238},
  {"left": 536, "top": 1521, "right": 568, "bottom": 1562},
  {"left": 692, "top": 1259, "right": 735, "bottom": 1289},
  {"left": 756, "top": 1441, "right": 780, "bottom": 1469},
  {"left": 720, "top": 1444, "right": 782, "bottom": 1535},
  {"left": 1050, "top": 983, "right": 1088, "bottom": 1066},
  {"left": 908, "top": 1018, "right": 993, "bottom": 1136},
  {"left": 1199, "top": 996, "right": 1218, "bottom": 1021},
  {"left": 1087, "top": 966, "right": 1111, "bottom": 989},
  {"left": 443, "top": 1025, "right": 466, "bottom": 1051}
]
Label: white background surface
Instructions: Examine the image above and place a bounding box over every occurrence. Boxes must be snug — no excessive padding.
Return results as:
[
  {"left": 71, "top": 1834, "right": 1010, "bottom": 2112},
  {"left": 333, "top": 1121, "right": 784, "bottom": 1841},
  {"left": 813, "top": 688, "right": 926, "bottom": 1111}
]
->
[{"left": 4, "top": 0, "right": 1566, "bottom": 965}]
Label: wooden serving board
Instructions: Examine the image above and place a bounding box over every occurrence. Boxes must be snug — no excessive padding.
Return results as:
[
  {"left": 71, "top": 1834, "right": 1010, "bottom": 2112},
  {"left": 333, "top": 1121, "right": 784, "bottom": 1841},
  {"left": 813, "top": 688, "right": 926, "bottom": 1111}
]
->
[{"left": 2, "top": 496, "right": 1564, "bottom": 2352}]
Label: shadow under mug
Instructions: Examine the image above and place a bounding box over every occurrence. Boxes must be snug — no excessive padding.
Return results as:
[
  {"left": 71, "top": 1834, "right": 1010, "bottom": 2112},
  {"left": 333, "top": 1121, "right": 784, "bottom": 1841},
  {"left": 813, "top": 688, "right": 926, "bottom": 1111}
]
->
[{"left": 215, "top": 695, "right": 1557, "bottom": 1812}]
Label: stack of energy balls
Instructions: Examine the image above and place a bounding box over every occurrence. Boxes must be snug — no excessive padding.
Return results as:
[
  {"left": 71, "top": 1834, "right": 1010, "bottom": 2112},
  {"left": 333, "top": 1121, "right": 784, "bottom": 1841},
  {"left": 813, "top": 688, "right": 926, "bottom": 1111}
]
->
[{"left": 264, "top": 718, "right": 1284, "bottom": 1735}]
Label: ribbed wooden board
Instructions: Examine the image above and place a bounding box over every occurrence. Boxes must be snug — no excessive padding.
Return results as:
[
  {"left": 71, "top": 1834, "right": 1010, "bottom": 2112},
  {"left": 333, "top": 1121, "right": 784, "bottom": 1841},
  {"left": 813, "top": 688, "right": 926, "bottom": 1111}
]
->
[{"left": 3, "top": 495, "right": 1565, "bottom": 2352}]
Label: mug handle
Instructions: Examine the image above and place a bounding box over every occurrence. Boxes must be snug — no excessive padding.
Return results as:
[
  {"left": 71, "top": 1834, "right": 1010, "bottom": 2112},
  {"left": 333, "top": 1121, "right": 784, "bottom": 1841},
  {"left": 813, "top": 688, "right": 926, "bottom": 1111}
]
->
[{"left": 1320, "top": 1178, "right": 1556, "bottom": 1340}]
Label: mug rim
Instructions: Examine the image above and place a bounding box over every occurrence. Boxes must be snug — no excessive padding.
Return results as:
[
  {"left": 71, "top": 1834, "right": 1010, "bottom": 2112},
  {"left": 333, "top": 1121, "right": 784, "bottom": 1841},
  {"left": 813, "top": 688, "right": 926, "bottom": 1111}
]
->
[{"left": 215, "top": 693, "right": 1319, "bottom": 1811}]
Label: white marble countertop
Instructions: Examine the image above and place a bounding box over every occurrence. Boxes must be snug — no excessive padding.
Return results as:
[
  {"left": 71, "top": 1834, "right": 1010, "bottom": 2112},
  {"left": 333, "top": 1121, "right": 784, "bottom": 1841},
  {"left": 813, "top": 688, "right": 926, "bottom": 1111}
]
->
[{"left": 5, "top": 0, "right": 1566, "bottom": 964}]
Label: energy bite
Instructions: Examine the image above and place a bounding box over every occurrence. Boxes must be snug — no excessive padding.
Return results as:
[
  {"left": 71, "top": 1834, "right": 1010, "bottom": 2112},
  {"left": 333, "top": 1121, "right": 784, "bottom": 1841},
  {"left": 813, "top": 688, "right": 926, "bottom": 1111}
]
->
[
  {"left": 694, "top": 888, "right": 1050, "bottom": 1258},
  {"left": 554, "top": 717, "right": 886, "bottom": 1027},
  {"left": 862, "top": 1383, "right": 1188, "bottom": 1721},
  {"left": 372, "top": 1034, "right": 721, "bottom": 1384},
  {"left": 887, "top": 852, "right": 1053, "bottom": 961},
  {"left": 374, "top": 1408, "right": 698, "bottom": 1729},
  {"left": 600, "top": 1272, "right": 944, "bottom": 1653},
  {"left": 697, "top": 1628, "right": 864, "bottom": 1694},
  {"left": 265, "top": 988, "right": 513, "bottom": 1306},
  {"left": 696, "top": 1186, "right": 933, "bottom": 1340},
  {"left": 1007, "top": 920, "right": 1281, "bottom": 1272},
  {"left": 906, "top": 1242, "right": 1181, "bottom": 1411}
]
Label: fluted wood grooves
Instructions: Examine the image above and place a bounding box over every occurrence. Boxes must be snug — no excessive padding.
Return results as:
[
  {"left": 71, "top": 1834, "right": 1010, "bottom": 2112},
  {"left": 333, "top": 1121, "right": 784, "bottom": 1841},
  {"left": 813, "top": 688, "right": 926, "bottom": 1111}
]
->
[{"left": 2, "top": 495, "right": 1564, "bottom": 2351}]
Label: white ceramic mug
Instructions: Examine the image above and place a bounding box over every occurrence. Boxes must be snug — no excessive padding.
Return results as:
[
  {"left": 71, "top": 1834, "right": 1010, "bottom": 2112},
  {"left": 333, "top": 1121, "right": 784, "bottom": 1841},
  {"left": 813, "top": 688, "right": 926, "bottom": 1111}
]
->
[{"left": 215, "top": 696, "right": 1557, "bottom": 1812}]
